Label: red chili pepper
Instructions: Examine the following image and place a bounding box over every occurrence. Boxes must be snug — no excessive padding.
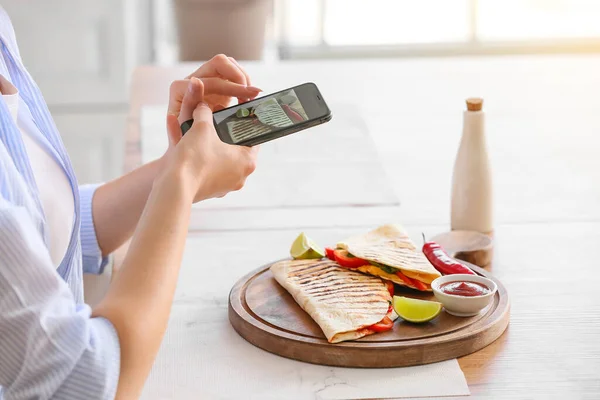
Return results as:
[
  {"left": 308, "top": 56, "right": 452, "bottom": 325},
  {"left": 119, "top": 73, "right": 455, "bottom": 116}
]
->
[{"left": 422, "top": 233, "right": 475, "bottom": 275}]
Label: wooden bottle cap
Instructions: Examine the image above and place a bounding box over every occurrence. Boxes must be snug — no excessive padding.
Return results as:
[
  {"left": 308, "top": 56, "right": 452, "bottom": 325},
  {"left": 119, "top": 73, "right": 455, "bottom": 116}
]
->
[{"left": 466, "top": 97, "right": 483, "bottom": 111}]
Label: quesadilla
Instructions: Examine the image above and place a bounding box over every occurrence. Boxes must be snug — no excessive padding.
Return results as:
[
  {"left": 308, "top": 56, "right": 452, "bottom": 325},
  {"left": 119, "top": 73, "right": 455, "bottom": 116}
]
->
[
  {"left": 271, "top": 259, "right": 397, "bottom": 343},
  {"left": 329, "top": 224, "right": 441, "bottom": 292}
]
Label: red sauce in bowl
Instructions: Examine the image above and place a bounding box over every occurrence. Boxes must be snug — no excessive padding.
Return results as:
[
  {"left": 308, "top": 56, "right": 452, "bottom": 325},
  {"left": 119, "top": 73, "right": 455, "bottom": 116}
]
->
[{"left": 439, "top": 281, "right": 490, "bottom": 297}]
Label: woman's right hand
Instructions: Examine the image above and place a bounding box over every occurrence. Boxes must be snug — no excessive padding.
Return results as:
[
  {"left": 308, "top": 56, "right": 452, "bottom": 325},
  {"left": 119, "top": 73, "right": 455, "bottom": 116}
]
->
[{"left": 162, "top": 78, "right": 258, "bottom": 203}]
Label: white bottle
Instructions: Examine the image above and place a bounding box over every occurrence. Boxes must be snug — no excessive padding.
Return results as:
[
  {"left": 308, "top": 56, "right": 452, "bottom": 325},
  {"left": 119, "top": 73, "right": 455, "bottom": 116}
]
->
[{"left": 450, "top": 98, "right": 493, "bottom": 236}]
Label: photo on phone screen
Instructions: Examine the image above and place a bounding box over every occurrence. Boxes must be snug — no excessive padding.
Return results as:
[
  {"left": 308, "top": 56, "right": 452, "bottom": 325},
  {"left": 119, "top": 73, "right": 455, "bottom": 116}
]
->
[
  {"left": 214, "top": 89, "right": 308, "bottom": 143},
  {"left": 212, "top": 83, "right": 331, "bottom": 146}
]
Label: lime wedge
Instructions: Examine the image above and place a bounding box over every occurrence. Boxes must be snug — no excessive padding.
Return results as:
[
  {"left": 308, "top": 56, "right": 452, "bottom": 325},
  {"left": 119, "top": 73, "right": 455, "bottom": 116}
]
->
[
  {"left": 236, "top": 108, "right": 250, "bottom": 118},
  {"left": 393, "top": 296, "right": 442, "bottom": 323},
  {"left": 290, "top": 232, "right": 325, "bottom": 260}
]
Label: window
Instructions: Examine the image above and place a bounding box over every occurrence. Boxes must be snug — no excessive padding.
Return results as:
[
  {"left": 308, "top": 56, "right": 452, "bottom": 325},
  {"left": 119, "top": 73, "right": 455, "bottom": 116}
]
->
[
  {"left": 277, "top": 0, "right": 600, "bottom": 58},
  {"left": 477, "top": 0, "right": 600, "bottom": 41},
  {"left": 323, "top": 0, "right": 470, "bottom": 46}
]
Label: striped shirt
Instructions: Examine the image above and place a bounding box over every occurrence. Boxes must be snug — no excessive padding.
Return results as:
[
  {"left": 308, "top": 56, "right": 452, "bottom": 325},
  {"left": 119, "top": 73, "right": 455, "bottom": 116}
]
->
[{"left": 0, "top": 8, "right": 120, "bottom": 399}]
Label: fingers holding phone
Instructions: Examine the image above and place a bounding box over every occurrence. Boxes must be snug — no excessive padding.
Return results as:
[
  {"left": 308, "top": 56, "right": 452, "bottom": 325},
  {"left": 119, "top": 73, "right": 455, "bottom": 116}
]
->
[
  {"left": 165, "top": 100, "right": 258, "bottom": 203},
  {"left": 163, "top": 81, "right": 332, "bottom": 202}
]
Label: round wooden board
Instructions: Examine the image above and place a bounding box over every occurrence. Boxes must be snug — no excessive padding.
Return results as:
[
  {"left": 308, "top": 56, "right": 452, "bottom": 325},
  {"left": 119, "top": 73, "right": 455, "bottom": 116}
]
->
[{"left": 229, "top": 260, "right": 510, "bottom": 368}]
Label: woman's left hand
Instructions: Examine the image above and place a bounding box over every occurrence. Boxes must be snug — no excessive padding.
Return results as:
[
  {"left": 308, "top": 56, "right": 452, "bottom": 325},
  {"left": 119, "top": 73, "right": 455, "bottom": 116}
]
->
[{"left": 167, "top": 54, "right": 261, "bottom": 118}]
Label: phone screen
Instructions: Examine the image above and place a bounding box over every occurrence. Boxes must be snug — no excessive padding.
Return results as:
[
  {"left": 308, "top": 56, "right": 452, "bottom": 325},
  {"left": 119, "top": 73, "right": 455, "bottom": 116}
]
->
[{"left": 213, "top": 83, "right": 330, "bottom": 146}]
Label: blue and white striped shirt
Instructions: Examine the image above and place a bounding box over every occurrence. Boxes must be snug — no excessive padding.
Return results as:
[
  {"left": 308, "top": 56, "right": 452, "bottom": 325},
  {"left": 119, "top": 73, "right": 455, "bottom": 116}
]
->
[{"left": 0, "top": 8, "right": 120, "bottom": 399}]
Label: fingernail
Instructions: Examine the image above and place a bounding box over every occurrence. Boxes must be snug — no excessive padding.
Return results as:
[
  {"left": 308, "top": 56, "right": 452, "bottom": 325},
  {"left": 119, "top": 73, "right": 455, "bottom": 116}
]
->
[
  {"left": 247, "top": 86, "right": 262, "bottom": 92},
  {"left": 188, "top": 80, "right": 195, "bottom": 94}
]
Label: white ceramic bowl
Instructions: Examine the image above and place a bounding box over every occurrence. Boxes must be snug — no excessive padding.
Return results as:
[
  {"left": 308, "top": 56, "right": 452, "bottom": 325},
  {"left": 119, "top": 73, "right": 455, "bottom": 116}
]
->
[{"left": 431, "top": 274, "right": 497, "bottom": 317}]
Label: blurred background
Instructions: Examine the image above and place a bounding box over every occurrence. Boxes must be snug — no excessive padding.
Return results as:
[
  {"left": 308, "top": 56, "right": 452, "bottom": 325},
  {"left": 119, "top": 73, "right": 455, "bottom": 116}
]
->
[{"left": 3, "top": 0, "right": 600, "bottom": 184}]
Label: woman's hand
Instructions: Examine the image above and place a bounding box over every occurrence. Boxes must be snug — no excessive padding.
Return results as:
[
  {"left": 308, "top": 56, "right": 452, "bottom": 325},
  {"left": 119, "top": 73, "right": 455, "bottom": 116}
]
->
[
  {"left": 168, "top": 54, "right": 261, "bottom": 118},
  {"left": 162, "top": 78, "right": 258, "bottom": 203}
]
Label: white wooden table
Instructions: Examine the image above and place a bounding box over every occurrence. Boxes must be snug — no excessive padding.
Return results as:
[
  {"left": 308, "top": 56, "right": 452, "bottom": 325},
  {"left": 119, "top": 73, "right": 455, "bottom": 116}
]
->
[
  {"left": 125, "top": 55, "right": 600, "bottom": 399},
  {"left": 138, "top": 101, "right": 400, "bottom": 231}
]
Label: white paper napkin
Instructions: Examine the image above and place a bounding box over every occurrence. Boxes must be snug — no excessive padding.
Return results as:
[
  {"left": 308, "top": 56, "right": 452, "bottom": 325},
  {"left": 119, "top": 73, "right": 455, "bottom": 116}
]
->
[
  {"left": 314, "top": 360, "right": 469, "bottom": 400},
  {"left": 141, "top": 303, "right": 469, "bottom": 400}
]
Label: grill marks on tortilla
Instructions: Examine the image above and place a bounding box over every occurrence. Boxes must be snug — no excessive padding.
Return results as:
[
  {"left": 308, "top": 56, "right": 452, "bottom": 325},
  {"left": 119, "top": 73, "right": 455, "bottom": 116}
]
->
[
  {"left": 270, "top": 259, "right": 395, "bottom": 343},
  {"left": 298, "top": 273, "right": 371, "bottom": 288},
  {"left": 352, "top": 242, "right": 432, "bottom": 270},
  {"left": 286, "top": 260, "right": 389, "bottom": 308}
]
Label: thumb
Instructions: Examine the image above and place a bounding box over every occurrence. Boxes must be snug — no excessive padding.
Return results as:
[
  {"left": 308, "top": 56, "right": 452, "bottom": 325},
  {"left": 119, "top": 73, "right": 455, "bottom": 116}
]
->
[
  {"left": 179, "top": 78, "right": 205, "bottom": 124},
  {"left": 166, "top": 114, "right": 182, "bottom": 147},
  {"left": 191, "top": 102, "right": 213, "bottom": 127}
]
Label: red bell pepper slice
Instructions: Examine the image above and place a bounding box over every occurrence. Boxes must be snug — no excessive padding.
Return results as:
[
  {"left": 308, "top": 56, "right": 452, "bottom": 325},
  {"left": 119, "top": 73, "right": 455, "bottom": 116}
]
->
[
  {"left": 385, "top": 280, "right": 395, "bottom": 297},
  {"left": 325, "top": 247, "right": 336, "bottom": 261},
  {"left": 395, "top": 271, "right": 414, "bottom": 287},
  {"left": 395, "top": 270, "right": 428, "bottom": 291},
  {"left": 411, "top": 279, "right": 428, "bottom": 291},
  {"left": 369, "top": 316, "right": 394, "bottom": 332},
  {"left": 333, "top": 249, "right": 369, "bottom": 269}
]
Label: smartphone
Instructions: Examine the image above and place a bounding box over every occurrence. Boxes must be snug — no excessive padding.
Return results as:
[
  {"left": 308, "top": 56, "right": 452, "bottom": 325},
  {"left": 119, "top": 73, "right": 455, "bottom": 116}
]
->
[{"left": 212, "top": 82, "right": 331, "bottom": 146}]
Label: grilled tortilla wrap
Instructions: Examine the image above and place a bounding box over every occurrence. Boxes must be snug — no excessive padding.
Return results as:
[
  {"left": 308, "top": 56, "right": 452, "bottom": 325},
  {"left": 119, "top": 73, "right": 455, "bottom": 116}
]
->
[
  {"left": 271, "top": 259, "right": 397, "bottom": 343},
  {"left": 337, "top": 224, "right": 441, "bottom": 290}
]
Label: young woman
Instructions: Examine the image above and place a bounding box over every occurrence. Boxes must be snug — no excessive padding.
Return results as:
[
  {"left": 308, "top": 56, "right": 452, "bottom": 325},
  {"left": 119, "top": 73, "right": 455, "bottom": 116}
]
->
[{"left": 0, "top": 8, "right": 260, "bottom": 399}]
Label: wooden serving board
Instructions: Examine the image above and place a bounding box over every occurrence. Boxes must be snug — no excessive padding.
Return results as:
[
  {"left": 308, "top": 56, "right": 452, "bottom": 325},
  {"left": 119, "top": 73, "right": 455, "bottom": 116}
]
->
[{"left": 229, "top": 260, "right": 510, "bottom": 368}]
